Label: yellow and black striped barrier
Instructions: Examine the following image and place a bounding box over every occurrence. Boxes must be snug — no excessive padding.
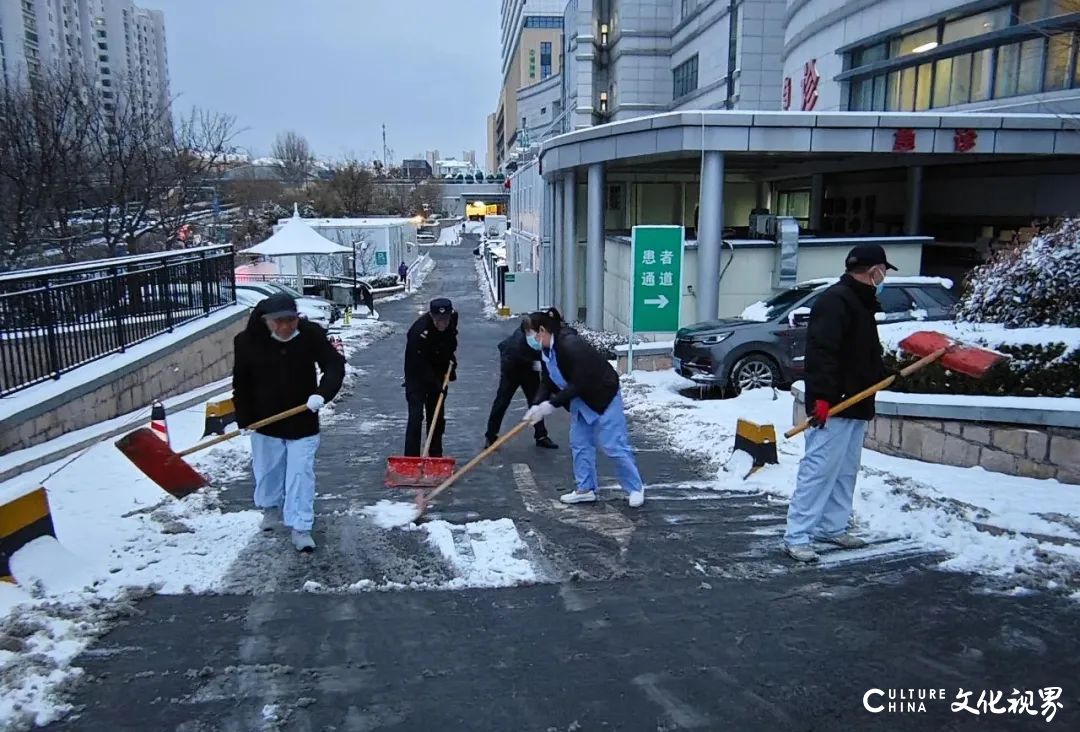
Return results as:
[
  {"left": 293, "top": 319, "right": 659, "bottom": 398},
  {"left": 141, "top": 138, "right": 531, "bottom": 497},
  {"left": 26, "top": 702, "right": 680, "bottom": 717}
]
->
[
  {"left": 732, "top": 419, "right": 779, "bottom": 478},
  {"left": 201, "top": 397, "right": 236, "bottom": 438},
  {"left": 0, "top": 487, "right": 55, "bottom": 583}
]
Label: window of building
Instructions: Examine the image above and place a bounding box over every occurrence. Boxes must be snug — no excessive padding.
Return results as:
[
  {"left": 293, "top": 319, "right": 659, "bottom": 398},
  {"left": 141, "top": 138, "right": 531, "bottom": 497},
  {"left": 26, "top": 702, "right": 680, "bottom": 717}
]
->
[
  {"left": 846, "top": 2, "right": 1080, "bottom": 111},
  {"left": 673, "top": 54, "right": 699, "bottom": 99},
  {"left": 523, "top": 16, "right": 562, "bottom": 29},
  {"left": 98, "top": 42, "right": 107, "bottom": 50},
  {"left": 942, "top": 8, "right": 1010, "bottom": 44},
  {"left": 540, "top": 41, "right": 552, "bottom": 78},
  {"left": 99, "top": 54, "right": 108, "bottom": 62},
  {"left": 681, "top": 0, "right": 699, "bottom": 21}
]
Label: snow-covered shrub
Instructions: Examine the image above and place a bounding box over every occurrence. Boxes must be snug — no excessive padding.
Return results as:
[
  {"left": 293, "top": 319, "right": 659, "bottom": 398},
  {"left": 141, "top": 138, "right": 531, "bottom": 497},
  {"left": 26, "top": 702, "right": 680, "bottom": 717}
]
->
[
  {"left": 364, "top": 275, "right": 400, "bottom": 289},
  {"left": 884, "top": 342, "right": 1080, "bottom": 398},
  {"left": 957, "top": 218, "right": 1080, "bottom": 327},
  {"left": 569, "top": 322, "right": 644, "bottom": 359}
]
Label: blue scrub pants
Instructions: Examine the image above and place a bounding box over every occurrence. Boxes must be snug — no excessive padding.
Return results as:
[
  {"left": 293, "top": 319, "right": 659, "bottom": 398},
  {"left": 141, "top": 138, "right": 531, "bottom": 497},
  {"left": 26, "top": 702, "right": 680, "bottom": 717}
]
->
[
  {"left": 251, "top": 433, "right": 320, "bottom": 532},
  {"left": 570, "top": 393, "right": 643, "bottom": 495},
  {"left": 784, "top": 417, "right": 868, "bottom": 546}
]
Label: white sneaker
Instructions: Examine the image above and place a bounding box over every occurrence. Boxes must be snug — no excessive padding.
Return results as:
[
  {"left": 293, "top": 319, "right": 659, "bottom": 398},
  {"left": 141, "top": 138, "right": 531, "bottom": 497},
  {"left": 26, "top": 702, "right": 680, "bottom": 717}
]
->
[
  {"left": 627, "top": 490, "right": 645, "bottom": 508},
  {"left": 560, "top": 490, "right": 597, "bottom": 505},
  {"left": 291, "top": 530, "right": 316, "bottom": 552},
  {"left": 784, "top": 544, "right": 819, "bottom": 563},
  {"left": 816, "top": 532, "right": 867, "bottom": 549},
  {"left": 260, "top": 508, "right": 281, "bottom": 532}
]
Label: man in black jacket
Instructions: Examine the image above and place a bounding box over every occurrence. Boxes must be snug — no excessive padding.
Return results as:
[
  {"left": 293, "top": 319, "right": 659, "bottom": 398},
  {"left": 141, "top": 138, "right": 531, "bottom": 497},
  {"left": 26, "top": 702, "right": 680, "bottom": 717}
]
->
[
  {"left": 784, "top": 244, "right": 895, "bottom": 563},
  {"left": 403, "top": 298, "right": 458, "bottom": 457},
  {"left": 233, "top": 293, "right": 346, "bottom": 553},
  {"left": 484, "top": 320, "right": 558, "bottom": 449}
]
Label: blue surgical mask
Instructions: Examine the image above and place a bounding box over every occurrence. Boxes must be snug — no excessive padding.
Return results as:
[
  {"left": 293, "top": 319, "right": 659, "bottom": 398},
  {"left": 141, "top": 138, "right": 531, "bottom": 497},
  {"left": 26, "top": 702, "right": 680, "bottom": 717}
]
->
[
  {"left": 526, "top": 333, "right": 541, "bottom": 351},
  {"left": 873, "top": 270, "right": 885, "bottom": 296}
]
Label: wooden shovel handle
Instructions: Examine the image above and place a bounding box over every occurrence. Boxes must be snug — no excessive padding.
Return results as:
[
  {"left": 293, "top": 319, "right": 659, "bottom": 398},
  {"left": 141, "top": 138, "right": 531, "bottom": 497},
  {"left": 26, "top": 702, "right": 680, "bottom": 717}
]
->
[
  {"left": 176, "top": 404, "right": 310, "bottom": 457},
  {"left": 784, "top": 347, "right": 948, "bottom": 439},
  {"left": 422, "top": 420, "right": 531, "bottom": 505},
  {"left": 422, "top": 363, "right": 455, "bottom": 458}
]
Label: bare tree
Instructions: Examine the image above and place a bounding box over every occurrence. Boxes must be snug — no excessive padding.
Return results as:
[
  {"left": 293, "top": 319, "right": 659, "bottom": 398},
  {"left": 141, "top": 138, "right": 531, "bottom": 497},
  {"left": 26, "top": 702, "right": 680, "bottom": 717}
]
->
[
  {"left": 272, "top": 131, "right": 315, "bottom": 187},
  {"left": 326, "top": 159, "right": 375, "bottom": 215}
]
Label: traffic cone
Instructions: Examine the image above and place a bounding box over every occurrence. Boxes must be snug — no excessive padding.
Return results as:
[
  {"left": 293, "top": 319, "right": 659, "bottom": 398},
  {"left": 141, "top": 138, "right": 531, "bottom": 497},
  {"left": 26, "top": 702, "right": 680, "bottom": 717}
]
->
[{"left": 149, "top": 400, "right": 170, "bottom": 446}]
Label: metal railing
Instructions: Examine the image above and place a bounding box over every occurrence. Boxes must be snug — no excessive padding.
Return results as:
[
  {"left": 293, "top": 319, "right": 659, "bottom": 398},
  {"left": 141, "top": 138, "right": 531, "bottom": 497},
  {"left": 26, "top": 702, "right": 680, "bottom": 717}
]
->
[{"left": 0, "top": 245, "right": 236, "bottom": 397}]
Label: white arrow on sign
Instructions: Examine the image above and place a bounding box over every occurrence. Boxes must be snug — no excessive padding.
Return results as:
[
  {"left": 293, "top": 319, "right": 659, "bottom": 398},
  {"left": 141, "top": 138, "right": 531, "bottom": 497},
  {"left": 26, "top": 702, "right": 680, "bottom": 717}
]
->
[{"left": 643, "top": 294, "right": 669, "bottom": 309}]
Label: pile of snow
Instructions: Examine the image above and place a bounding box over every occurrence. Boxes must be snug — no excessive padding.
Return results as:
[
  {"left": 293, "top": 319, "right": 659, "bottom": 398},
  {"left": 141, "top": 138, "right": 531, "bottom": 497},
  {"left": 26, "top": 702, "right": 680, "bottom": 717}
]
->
[
  {"left": 474, "top": 256, "right": 506, "bottom": 320},
  {"left": 796, "top": 275, "right": 955, "bottom": 289},
  {"left": 622, "top": 370, "right": 1080, "bottom": 593},
  {"left": 957, "top": 218, "right": 1080, "bottom": 327},
  {"left": 378, "top": 255, "right": 436, "bottom": 303},
  {"left": 422, "top": 518, "right": 539, "bottom": 589},
  {"left": 436, "top": 226, "right": 459, "bottom": 246},
  {"left": 361, "top": 499, "right": 418, "bottom": 529}
]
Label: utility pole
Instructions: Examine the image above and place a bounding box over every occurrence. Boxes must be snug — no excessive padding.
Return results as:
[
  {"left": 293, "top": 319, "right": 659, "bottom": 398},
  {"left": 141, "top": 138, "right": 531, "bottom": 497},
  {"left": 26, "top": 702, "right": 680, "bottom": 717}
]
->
[{"left": 382, "top": 124, "right": 390, "bottom": 169}]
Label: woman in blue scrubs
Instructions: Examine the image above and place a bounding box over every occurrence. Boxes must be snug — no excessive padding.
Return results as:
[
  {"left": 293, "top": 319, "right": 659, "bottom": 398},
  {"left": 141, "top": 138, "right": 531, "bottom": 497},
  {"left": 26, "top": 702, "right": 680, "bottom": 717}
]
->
[{"left": 522, "top": 308, "right": 645, "bottom": 507}]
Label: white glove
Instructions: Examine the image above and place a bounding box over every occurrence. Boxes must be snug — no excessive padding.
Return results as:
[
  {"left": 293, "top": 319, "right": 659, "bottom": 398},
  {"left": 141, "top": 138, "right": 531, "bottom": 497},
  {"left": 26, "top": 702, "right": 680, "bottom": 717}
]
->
[
  {"left": 306, "top": 394, "right": 325, "bottom": 412},
  {"left": 524, "top": 401, "right": 555, "bottom": 425}
]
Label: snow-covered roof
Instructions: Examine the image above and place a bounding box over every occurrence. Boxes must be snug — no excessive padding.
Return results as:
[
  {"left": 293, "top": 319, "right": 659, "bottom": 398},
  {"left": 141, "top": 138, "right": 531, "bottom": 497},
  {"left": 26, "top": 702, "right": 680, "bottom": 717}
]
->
[{"left": 248, "top": 208, "right": 353, "bottom": 256}]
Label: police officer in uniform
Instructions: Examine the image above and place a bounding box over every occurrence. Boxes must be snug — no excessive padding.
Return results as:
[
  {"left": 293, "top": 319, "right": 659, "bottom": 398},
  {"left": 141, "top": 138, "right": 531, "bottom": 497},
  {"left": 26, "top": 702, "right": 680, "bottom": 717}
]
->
[{"left": 403, "top": 298, "right": 458, "bottom": 457}]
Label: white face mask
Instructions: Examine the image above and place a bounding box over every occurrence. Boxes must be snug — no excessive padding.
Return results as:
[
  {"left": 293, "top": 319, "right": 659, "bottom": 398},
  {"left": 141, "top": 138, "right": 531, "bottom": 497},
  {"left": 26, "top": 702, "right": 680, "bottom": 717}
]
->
[{"left": 270, "top": 329, "right": 299, "bottom": 342}]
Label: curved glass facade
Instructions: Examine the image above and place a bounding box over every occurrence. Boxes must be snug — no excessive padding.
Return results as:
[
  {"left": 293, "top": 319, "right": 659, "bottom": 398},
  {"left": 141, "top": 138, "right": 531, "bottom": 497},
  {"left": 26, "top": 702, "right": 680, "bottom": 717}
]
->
[{"left": 845, "top": 0, "right": 1080, "bottom": 111}]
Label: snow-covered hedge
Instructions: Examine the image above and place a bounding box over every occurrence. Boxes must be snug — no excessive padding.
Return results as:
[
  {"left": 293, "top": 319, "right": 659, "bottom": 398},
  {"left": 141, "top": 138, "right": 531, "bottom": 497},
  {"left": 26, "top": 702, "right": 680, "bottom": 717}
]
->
[
  {"left": 957, "top": 218, "right": 1080, "bottom": 327},
  {"left": 364, "top": 275, "right": 400, "bottom": 289},
  {"left": 570, "top": 322, "right": 644, "bottom": 359},
  {"left": 880, "top": 322, "right": 1080, "bottom": 398}
]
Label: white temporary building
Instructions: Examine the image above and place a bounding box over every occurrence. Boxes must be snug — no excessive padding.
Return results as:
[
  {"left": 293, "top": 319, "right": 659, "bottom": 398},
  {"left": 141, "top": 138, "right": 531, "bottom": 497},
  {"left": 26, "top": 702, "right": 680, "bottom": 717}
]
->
[
  {"left": 273, "top": 216, "right": 420, "bottom": 279},
  {"left": 245, "top": 206, "right": 352, "bottom": 290}
]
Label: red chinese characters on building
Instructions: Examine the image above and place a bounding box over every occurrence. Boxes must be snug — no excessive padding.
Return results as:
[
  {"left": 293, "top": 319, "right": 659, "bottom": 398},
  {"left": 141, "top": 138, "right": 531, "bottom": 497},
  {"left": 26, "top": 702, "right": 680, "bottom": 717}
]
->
[
  {"left": 801, "top": 60, "right": 819, "bottom": 111},
  {"left": 954, "top": 128, "right": 978, "bottom": 152},
  {"left": 782, "top": 77, "right": 792, "bottom": 110},
  {"left": 893, "top": 128, "right": 916, "bottom": 152}
]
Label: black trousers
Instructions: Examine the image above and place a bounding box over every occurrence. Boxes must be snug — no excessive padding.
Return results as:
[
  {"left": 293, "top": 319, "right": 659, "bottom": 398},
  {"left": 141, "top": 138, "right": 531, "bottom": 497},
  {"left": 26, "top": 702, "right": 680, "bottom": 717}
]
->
[
  {"left": 404, "top": 384, "right": 446, "bottom": 457},
  {"left": 485, "top": 369, "right": 547, "bottom": 442}
]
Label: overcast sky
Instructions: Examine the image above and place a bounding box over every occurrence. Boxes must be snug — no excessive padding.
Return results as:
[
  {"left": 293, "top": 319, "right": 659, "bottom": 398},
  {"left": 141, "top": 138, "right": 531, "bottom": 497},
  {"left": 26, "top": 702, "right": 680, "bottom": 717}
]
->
[{"left": 139, "top": 0, "right": 501, "bottom": 162}]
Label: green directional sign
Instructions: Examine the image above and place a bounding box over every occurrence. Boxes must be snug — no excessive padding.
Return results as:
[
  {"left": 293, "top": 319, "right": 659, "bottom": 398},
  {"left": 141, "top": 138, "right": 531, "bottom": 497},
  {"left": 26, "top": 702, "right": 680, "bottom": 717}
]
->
[{"left": 631, "top": 225, "right": 684, "bottom": 333}]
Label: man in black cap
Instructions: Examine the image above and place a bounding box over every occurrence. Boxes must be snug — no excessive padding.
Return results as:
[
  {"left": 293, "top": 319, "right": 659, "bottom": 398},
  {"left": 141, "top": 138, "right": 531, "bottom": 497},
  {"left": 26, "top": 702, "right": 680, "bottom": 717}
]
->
[
  {"left": 784, "top": 244, "right": 896, "bottom": 563},
  {"left": 484, "top": 318, "right": 559, "bottom": 450},
  {"left": 233, "top": 292, "right": 346, "bottom": 553},
  {"left": 403, "top": 297, "right": 458, "bottom": 457}
]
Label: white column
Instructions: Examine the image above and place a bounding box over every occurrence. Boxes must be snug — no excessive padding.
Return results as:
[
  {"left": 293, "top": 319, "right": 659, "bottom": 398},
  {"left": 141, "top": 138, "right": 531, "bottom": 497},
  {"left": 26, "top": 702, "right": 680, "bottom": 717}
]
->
[
  {"left": 585, "top": 162, "right": 605, "bottom": 330},
  {"left": 696, "top": 151, "right": 724, "bottom": 323},
  {"left": 563, "top": 169, "right": 578, "bottom": 321}
]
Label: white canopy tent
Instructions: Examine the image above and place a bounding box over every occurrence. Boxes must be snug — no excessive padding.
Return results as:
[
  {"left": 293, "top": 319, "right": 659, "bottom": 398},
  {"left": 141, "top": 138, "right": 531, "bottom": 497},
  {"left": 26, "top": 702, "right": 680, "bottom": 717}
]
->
[{"left": 244, "top": 205, "right": 352, "bottom": 291}]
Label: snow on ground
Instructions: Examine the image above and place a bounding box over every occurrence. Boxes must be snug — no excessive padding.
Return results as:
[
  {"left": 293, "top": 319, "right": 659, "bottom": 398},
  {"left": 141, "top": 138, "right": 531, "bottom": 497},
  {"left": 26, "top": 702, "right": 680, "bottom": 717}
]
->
[
  {"left": 0, "top": 315, "right": 387, "bottom": 731},
  {"left": 474, "top": 256, "right": 507, "bottom": 320},
  {"left": 436, "top": 226, "right": 459, "bottom": 246},
  {"left": 361, "top": 499, "right": 418, "bottom": 529},
  {"left": 421, "top": 518, "right": 540, "bottom": 589},
  {"left": 622, "top": 370, "right": 1080, "bottom": 594}
]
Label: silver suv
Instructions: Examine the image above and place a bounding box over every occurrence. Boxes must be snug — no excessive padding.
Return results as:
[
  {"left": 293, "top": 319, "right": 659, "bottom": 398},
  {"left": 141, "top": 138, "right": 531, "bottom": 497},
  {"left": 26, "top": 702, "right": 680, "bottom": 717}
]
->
[{"left": 673, "top": 278, "right": 958, "bottom": 393}]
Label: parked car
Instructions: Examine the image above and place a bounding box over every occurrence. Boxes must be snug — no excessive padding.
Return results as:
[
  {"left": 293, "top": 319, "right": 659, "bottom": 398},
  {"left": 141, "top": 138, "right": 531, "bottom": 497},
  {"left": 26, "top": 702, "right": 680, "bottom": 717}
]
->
[
  {"left": 417, "top": 231, "right": 437, "bottom": 243},
  {"left": 673, "top": 277, "right": 959, "bottom": 393},
  {"left": 235, "top": 283, "right": 334, "bottom": 328}
]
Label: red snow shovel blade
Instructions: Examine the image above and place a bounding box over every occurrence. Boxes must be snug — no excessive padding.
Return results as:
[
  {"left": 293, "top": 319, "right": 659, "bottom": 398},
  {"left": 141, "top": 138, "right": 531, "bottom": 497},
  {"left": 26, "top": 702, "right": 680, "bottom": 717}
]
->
[
  {"left": 898, "top": 331, "right": 1007, "bottom": 378},
  {"left": 115, "top": 428, "right": 209, "bottom": 498},
  {"left": 384, "top": 456, "right": 457, "bottom": 488}
]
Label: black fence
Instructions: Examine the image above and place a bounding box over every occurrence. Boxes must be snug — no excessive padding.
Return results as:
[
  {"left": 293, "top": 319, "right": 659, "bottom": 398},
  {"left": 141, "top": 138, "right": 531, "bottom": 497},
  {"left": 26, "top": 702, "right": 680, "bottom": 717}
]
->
[{"left": 0, "top": 245, "right": 236, "bottom": 397}]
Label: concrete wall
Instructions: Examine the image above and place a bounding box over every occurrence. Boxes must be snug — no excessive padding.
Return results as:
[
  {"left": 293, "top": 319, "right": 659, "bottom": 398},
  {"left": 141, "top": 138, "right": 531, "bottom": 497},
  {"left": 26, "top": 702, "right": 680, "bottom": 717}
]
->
[
  {"left": 792, "top": 392, "right": 1080, "bottom": 486},
  {"left": 0, "top": 310, "right": 248, "bottom": 455}
]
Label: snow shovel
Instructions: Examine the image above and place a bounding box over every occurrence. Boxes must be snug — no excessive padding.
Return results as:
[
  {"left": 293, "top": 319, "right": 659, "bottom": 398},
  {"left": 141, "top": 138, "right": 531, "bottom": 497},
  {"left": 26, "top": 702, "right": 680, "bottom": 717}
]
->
[
  {"left": 785, "top": 330, "right": 1006, "bottom": 439},
  {"left": 116, "top": 404, "right": 310, "bottom": 498},
  {"left": 384, "top": 364, "right": 457, "bottom": 487},
  {"left": 412, "top": 419, "right": 532, "bottom": 520}
]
